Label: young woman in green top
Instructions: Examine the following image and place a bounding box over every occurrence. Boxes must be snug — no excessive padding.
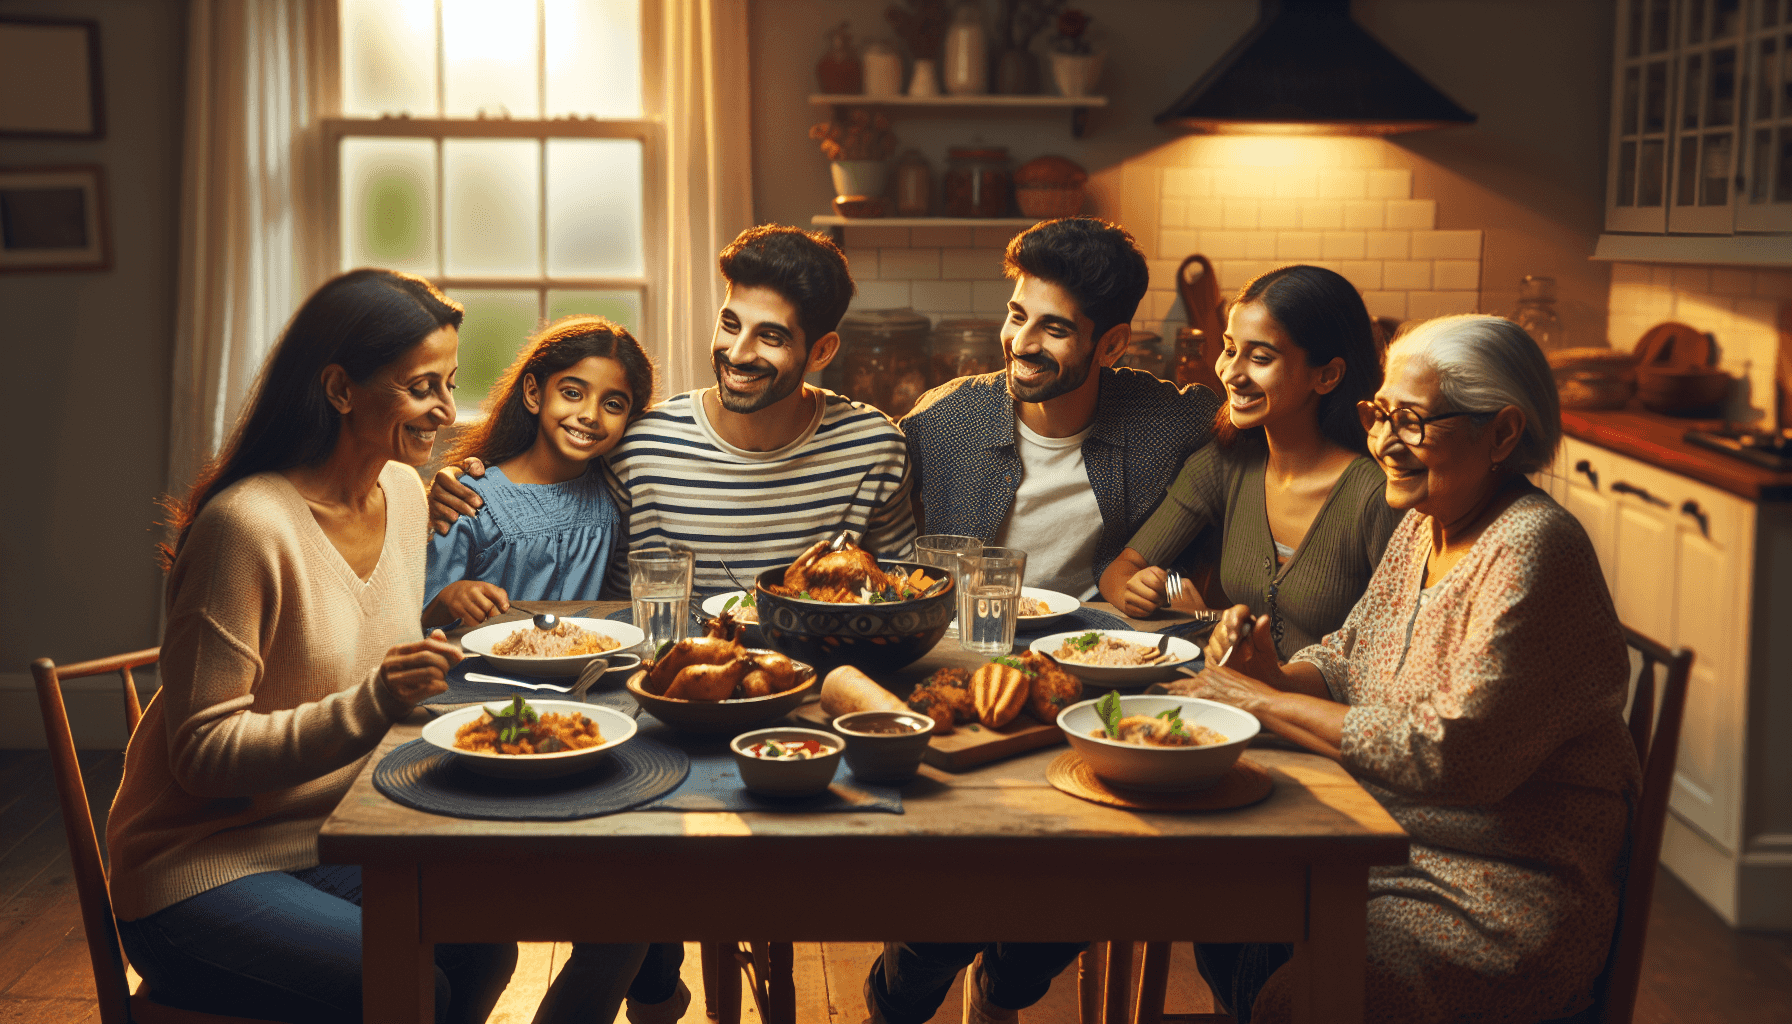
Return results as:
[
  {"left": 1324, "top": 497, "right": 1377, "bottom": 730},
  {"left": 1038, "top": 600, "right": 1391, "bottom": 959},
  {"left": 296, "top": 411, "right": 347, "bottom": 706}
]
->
[{"left": 1098, "top": 264, "right": 1399, "bottom": 659}]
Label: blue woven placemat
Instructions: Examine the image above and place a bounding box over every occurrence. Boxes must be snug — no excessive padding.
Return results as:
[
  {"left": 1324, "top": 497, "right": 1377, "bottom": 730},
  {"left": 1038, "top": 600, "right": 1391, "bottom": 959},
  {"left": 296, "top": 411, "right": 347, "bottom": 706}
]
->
[
  {"left": 631, "top": 714, "right": 903, "bottom": 814},
  {"left": 372, "top": 735, "right": 689, "bottom": 821},
  {"left": 423, "top": 660, "right": 640, "bottom": 710}
]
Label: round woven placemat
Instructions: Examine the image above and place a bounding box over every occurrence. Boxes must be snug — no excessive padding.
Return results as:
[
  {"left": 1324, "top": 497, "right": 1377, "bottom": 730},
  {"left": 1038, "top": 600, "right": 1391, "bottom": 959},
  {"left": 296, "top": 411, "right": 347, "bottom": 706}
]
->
[
  {"left": 1047, "top": 751, "right": 1272, "bottom": 811},
  {"left": 373, "top": 737, "right": 689, "bottom": 821}
]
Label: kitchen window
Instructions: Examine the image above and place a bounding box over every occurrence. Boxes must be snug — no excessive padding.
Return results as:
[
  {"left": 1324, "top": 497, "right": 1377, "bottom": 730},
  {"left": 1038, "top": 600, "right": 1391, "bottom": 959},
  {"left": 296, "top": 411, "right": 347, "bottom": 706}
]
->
[{"left": 326, "top": 0, "right": 663, "bottom": 413}]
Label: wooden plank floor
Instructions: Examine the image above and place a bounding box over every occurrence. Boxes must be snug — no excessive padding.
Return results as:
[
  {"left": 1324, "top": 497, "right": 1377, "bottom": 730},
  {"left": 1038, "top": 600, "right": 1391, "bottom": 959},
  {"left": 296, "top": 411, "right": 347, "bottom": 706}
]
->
[{"left": 3, "top": 748, "right": 1788, "bottom": 1024}]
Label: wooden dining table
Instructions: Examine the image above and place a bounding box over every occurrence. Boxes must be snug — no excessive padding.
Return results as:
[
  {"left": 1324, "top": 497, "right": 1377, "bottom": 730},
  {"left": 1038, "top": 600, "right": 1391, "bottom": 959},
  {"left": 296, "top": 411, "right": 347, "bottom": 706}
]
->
[{"left": 319, "top": 600, "right": 1408, "bottom": 1024}]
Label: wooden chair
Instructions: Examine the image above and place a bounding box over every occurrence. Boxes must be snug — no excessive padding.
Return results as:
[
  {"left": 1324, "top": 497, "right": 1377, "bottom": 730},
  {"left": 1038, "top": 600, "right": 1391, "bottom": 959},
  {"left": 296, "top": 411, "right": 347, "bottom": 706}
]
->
[
  {"left": 1118, "top": 624, "right": 1693, "bottom": 1024},
  {"left": 33, "top": 649, "right": 283, "bottom": 1024}
]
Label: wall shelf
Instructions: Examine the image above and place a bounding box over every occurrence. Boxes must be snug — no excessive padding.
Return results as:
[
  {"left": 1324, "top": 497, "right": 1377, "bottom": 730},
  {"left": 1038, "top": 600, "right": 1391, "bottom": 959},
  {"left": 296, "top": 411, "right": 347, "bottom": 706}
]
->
[
  {"left": 808, "top": 93, "right": 1108, "bottom": 136},
  {"left": 1592, "top": 233, "right": 1792, "bottom": 268}
]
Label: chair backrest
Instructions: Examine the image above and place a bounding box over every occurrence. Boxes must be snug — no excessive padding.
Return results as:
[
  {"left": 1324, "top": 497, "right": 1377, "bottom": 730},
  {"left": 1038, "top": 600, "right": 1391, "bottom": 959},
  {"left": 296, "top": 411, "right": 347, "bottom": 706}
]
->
[
  {"left": 32, "top": 649, "right": 159, "bottom": 1024},
  {"left": 1586, "top": 626, "right": 1693, "bottom": 1024}
]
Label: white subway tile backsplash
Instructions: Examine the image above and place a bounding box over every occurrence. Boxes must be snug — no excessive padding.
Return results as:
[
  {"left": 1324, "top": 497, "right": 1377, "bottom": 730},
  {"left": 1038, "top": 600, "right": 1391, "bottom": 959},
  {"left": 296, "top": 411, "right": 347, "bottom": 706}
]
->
[
  {"left": 1160, "top": 228, "right": 1202, "bottom": 258},
  {"left": 1317, "top": 168, "right": 1369, "bottom": 199},
  {"left": 1342, "top": 200, "right": 1386, "bottom": 231},
  {"left": 1708, "top": 267, "right": 1754, "bottom": 296},
  {"left": 879, "top": 247, "right": 941, "bottom": 280},
  {"left": 910, "top": 226, "right": 975, "bottom": 248},
  {"left": 940, "top": 247, "right": 1005, "bottom": 280},
  {"left": 972, "top": 279, "right": 1013, "bottom": 314},
  {"left": 1383, "top": 260, "right": 1433, "bottom": 290},
  {"left": 843, "top": 248, "right": 879, "bottom": 279},
  {"left": 1610, "top": 263, "right": 1652, "bottom": 285},
  {"left": 1411, "top": 229, "right": 1482, "bottom": 260},
  {"left": 845, "top": 226, "right": 910, "bottom": 248},
  {"left": 1671, "top": 266, "right": 1711, "bottom": 293},
  {"left": 1147, "top": 259, "right": 1185, "bottom": 291},
  {"left": 1649, "top": 266, "right": 1675, "bottom": 288},
  {"left": 1364, "top": 231, "right": 1410, "bottom": 260},
  {"left": 1216, "top": 166, "right": 1276, "bottom": 199},
  {"left": 1186, "top": 199, "right": 1227, "bottom": 228},
  {"left": 974, "top": 226, "right": 1022, "bottom": 248},
  {"left": 1754, "top": 269, "right": 1792, "bottom": 299},
  {"left": 853, "top": 280, "right": 912, "bottom": 308},
  {"left": 1299, "top": 200, "right": 1345, "bottom": 231},
  {"left": 1362, "top": 291, "right": 1409, "bottom": 319},
  {"left": 1245, "top": 232, "right": 1278, "bottom": 260},
  {"left": 1143, "top": 290, "right": 1180, "bottom": 321},
  {"left": 1674, "top": 292, "right": 1733, "bottom": 336},
  {"left": 1385, "top": 199, "right": 1438, "bottom": 230},
  {"left": 1276, "top": 231, "right": 1326, "bottom": 259},
  {"left": 1337, "top": 260, "right": 1383, "bottom": 291},
  {"left": 1321, "top": 230, "right": 1367, "bottom": 260},
  {"left": 1406, "top": 291, "right": 1480, "bottom": 318},
  {"left": 1432, "top": 259, "right": 1482, "bottom": 291},
  {"left": 1365, "top": 168, "right": 1413, "bottom": 200},
  {"left": 1160, "top": 198, "right": 1190, "bottom": 228},
  {"left": 1258, "top": 201, "right": 1303, "bottom": 230},
  {"left": 1273, "top": 168, "right": 1318, "bottom": 200},
  {"left": 911, "top": 279, "right": 972, "bottom": 312},
  {"left": 1224, "top": 199, "right": 1261, "bottom": 230},
  {"left": 1609, "top": 281, "right": 1675, "bottom": 321},
  {"left": 1161, "top": 167, "right": 1211, "bottom": 198},
  {"left": 1202, "top": 230, "right": 1252, "bottom": 259}
]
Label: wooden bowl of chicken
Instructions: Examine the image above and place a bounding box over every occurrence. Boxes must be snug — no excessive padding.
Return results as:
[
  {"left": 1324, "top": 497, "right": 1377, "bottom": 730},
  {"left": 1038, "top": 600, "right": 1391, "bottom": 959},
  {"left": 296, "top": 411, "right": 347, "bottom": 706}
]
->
[{"left": 753, "top": 542, "right": 955, "bottom": 676}]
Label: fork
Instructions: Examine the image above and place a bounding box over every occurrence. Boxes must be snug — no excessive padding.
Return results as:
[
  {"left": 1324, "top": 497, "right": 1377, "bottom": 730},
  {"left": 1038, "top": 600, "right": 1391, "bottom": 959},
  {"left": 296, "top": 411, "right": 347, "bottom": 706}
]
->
[{"left": 1164, "top": 569, "right": 1186, "bottom": 606}]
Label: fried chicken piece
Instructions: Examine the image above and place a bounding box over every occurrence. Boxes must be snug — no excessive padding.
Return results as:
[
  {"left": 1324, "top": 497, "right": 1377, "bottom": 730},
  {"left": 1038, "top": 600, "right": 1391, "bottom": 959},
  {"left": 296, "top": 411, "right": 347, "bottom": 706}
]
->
[
  {"left": 908, "top": 667, "right": 974, "bottom": 734},
  {"left": 1015, "top": 651, "right": 1081, "bottom": 724},
  {"left": 643, "top": 637, "right": 742, "bottom": 695},
  {"left": 664, "top": 658, "right": 748, "bottom": 701},
  {"left": 704, "top": 609, "right": 747, "bottom": 643}
]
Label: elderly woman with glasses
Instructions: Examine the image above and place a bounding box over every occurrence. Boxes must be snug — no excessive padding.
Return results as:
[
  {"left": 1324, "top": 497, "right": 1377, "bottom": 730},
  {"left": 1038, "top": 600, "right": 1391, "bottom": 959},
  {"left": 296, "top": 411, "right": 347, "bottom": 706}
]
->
[{"left": 1174, "top": 314, "right": 1641, "bottom": 1024}]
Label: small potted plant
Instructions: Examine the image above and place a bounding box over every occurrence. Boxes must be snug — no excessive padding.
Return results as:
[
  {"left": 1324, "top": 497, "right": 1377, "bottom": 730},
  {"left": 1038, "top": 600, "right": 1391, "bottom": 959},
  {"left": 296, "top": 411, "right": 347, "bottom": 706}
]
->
[
  {"left": 1048, "top": 8, "right": 1102, "bottom": 97},
  {"left": 810, "top": 107, "right": 899, "bottom": 200}
]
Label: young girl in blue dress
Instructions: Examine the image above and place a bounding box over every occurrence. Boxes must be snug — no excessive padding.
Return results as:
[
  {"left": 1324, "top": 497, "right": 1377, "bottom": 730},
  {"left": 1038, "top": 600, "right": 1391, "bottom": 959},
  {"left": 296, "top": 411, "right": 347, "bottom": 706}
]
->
[
  {"left": 424, "top": 314, "right": 651, "bottom": 628},
  {"left": 423, "top": 316, "right": 689, "bottom": 1024}
]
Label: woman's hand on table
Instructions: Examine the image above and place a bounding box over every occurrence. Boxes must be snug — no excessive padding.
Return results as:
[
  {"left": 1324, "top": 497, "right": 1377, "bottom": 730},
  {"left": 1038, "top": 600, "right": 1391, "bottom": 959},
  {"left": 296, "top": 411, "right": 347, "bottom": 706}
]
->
[
  {"left": 424, "top": 580, "right": 510, "bottom": 628},
  {"left": 428, "top": 458, "right": 488, "bottom": 536},
  {"left": 377, "top": 630, "right": 462, "bottom": 705},
  {"left": 1166, "top": 663, "right": 1279, "bottom": 714}
]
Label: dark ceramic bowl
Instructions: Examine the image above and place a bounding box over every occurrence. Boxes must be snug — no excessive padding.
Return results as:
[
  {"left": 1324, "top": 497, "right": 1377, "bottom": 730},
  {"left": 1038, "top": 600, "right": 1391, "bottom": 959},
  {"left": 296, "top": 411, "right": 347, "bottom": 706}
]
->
[{"left": 753, "top": 565, "right": 955, "bottom": 676}]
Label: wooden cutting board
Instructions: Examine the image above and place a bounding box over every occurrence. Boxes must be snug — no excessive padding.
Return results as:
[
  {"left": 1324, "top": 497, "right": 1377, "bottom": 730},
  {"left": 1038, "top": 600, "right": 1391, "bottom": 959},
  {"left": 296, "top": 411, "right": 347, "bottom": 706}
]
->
[{"left": 792, "top": 701, "right": 1064, "bottom": 772}]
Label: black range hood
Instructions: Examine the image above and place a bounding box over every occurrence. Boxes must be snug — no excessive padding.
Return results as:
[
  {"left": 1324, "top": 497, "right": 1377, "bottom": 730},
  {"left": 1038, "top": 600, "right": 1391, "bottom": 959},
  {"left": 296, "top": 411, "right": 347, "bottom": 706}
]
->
[{"left": 1157, "top": 0, "right": 1476, "bottom": 135}]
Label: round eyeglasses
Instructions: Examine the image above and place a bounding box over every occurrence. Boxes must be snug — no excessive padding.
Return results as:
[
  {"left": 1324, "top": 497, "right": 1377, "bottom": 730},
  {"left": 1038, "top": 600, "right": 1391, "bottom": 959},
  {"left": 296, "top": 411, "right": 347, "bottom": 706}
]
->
[{"left": 1357, "top": 400, "right": 1475, "bottom": 447}]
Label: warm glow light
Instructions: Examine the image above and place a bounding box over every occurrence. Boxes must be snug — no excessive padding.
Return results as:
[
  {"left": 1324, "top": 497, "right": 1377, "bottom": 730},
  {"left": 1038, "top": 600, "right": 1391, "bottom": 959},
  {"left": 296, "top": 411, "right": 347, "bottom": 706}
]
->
[
  {"left": 442, "top": 0, "right": 538, "bottom": 118},
  {"left": 1171, "top": 119, "right": 1460, "bottom": 137},
  {"left": 1172, "top": 134, "right": 1382, "bottom": 169}
]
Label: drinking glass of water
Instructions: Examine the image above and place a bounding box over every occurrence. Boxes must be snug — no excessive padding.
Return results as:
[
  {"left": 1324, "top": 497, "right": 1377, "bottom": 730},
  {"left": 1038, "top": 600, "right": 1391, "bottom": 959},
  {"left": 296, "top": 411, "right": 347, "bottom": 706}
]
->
[
  {"left": 629, "top": 546, "right": 694, "bottom": 657},
  {"left": 914, "top": 534, "right": 982, "bottom": 638},
  {"left": 961, "top": 547, "right": 1027, "bottom": 656}
]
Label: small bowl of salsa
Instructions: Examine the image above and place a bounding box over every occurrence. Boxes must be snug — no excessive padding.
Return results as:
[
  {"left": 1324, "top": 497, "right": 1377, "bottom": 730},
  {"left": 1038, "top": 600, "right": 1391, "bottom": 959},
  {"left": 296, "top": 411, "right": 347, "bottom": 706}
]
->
[
  {"left": 831, "top": 710, "right": 935, "bottom": 784},
  {"left": 730, "top": 727, "right": 843, "bottom": 797}
]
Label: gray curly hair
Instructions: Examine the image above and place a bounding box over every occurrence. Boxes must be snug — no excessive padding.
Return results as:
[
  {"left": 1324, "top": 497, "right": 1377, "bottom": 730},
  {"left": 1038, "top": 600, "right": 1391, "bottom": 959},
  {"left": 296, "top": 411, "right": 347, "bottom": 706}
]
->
[{"left": 1389, "top": 314, "right": 1561, "bottom": 475}]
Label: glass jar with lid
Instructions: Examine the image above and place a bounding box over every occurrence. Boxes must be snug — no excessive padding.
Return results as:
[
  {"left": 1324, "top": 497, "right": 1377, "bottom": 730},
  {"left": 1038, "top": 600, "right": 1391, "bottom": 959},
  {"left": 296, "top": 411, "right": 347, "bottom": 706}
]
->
[
  {"left": 927, "top": 318, "right": 1005, "bottom": 386},
  {"left": 826, "top": 308, "right": 933, "bottom": 417},
  {"left": 1511, "top": 275, "right": 1564, "bottom": 351},
  {"left": 1172, "top": 328, "right": 1211, "bottom": 389},
  {"left": 943, "top": 147, "right": 1011, "bottom": 218}
]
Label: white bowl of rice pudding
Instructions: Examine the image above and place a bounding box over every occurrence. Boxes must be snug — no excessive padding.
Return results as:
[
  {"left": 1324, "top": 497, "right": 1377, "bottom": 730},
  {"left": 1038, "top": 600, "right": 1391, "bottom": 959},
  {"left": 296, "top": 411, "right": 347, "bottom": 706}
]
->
[
  {"left": 460, "top": 617, "right": 646, "bottom": 678},
  {"left": 1029, "top": 629, "right": 1200, "bottom": 687},
  {"left": 1057, "top": 694, "right": 1259, "bottom": 791}
]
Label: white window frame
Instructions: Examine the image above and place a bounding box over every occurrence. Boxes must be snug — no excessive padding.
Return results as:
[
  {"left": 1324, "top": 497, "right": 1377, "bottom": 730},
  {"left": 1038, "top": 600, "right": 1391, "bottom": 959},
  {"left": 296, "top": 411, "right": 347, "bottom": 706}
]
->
[{"left": 323, "top": 0, "right": 666, "bottom": 402}]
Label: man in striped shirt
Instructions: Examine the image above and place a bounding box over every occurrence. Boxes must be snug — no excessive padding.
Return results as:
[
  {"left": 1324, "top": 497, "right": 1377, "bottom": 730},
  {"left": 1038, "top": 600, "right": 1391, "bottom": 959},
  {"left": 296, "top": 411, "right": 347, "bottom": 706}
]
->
[{"left": 429, "top": 225, "right": 915, "bottom": 598}]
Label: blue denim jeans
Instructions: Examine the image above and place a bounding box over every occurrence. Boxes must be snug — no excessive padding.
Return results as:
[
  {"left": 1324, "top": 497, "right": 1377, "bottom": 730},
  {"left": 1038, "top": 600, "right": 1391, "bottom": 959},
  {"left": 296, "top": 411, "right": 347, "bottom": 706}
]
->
[
  {"left": 863, "top": 942, "right": 1089, "bottom": 1024},
  {"left": 117, "top": 865, "right": 515, "bottom": 1024},
  {"left": 1193, "top": 942, "right": 1294, "bottom": 1024}
]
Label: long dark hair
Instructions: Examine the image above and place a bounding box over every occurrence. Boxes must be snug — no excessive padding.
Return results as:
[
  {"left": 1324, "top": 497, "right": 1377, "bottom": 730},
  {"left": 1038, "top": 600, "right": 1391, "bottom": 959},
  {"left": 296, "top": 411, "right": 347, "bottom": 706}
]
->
[
  {"left": 158, "top": 269, "right": 464, "bottom": 568},
  {"left": 1212, "top": 264, "right": 1382, "bottom": 454},
  {"left": 443, "top": 314, "right": 656, "bottom": 467}
]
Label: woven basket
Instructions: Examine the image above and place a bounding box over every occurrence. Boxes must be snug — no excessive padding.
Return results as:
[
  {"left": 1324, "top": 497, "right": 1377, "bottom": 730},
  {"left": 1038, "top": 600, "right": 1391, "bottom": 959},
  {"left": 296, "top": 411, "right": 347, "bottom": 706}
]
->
[{"left": 1016, "top": 185, "right": 1085, "bottom": 219}]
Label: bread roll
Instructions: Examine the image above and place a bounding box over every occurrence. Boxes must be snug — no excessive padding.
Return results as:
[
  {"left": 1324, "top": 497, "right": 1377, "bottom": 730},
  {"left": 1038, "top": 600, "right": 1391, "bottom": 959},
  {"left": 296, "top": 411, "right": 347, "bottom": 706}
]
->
[
  {"left": 969, "top": 661, "right": 1029, "bottom": 728},
  {"left": 820, "top": 665, "right": 906, "bottom": 718}
]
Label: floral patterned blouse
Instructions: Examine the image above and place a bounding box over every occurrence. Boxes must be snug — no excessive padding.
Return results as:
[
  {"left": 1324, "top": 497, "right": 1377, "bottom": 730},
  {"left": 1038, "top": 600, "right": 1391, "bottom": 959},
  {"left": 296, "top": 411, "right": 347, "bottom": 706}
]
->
[{"left": 1282, "top": 489, "right": 1641, "bottom": 1024}]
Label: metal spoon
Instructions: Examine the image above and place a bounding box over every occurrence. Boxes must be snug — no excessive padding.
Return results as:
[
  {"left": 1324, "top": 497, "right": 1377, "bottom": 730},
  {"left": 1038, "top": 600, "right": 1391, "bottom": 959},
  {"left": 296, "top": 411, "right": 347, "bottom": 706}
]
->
[{"left": 507, "top": 602, "right": 559, "bottom": 631}]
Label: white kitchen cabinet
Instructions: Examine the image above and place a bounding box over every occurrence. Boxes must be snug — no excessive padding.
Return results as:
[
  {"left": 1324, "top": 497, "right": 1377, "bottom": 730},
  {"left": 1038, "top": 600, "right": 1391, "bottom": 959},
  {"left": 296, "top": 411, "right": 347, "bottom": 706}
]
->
[{"left": 1540, "top": 436, "right": 1792, "bottom": 928}]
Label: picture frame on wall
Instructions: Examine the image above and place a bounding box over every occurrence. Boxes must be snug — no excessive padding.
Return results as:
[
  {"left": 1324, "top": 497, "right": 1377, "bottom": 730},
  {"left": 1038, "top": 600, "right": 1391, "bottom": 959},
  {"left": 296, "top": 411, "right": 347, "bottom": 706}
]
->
[
  {"left": 0, "top": 166, "right": 112, "bottom": 273},
  {"left": 0, "top": 16, "right": 105, "bottom": 140}
]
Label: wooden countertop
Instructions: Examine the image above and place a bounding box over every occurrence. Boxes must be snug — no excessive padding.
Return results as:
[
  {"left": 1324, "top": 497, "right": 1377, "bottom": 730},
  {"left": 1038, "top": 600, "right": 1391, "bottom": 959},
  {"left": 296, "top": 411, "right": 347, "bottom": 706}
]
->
[{"left": 1560, "top": 407, "right": 1792, "bottom": 501}]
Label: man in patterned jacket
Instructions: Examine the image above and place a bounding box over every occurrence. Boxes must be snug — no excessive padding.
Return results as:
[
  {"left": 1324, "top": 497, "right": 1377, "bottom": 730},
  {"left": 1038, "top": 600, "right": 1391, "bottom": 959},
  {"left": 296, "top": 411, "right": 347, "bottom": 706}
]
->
[{"left": 900, "top": 216, "right": 1221, "bottom": 601}]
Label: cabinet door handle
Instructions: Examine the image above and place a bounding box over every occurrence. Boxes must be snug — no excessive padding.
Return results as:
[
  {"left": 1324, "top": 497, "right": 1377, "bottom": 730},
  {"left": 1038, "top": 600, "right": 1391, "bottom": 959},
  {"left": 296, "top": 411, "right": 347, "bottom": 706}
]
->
[
  {"left": 1612, "top": 480, "right": 1669, "bottom": 507},
  {"left": 1574, "top": 459, "right": 1599, "bottom": 489},
  {"left": 1680, "top": 499, "right": 1710, "bottom": 538}
]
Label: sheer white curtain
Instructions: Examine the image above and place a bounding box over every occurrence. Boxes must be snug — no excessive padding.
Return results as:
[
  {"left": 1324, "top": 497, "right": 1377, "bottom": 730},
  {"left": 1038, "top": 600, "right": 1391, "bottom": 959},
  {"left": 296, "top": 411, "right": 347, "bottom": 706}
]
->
[
  {"left": 656, "top": 0, "right": 753, "bottom": 397},
  {"left": 167, "top": 0, "right": 336, "bottom": 497}
]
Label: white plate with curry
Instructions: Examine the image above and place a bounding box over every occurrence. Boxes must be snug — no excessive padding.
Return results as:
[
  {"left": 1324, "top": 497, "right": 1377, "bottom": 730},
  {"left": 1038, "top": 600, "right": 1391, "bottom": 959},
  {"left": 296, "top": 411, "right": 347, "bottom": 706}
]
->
[
  {"left": 1016, "top": 587, "right": 1080, "bottom": 628},
  {"left": 1029, "top": 629, "right": 1199, "bottom": 687},
  {"left": 421, "top": 699, "right": 638, "bottom": 779}
]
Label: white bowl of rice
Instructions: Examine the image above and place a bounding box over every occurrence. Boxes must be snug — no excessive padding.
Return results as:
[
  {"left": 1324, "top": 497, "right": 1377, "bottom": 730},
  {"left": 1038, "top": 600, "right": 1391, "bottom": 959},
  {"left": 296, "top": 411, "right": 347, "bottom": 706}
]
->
[
  {"left": 460, "top": 617, "right": 646, "bottom": 678},
  {"left": 1028, "top": 629, "right": 1199, "bottom": 687}
]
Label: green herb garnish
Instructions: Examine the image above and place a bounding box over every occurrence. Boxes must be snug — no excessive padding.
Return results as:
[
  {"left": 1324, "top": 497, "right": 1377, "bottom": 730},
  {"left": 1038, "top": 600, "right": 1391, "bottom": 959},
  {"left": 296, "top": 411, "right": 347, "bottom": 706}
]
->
[
  {"left": 722, "top": 595, "right": 741, "bottom": 613},
  {"left": 968, "top": 724, "right": 981, "bottom": 732},
  {"left": 1068, "top": 631, "right": 1102, "bottom": 652},
  {"left": 482, "top": 695, "right": 539, "bottom": 745},
  {"left": 798, "top": 590, "right": 813, "bottom": 600},
  {"left": 1157, "top": 706, "right": 1188, "bottom": 736},
  {"left": 1096, "top": 690, "right": 1124, "bottom": 739},
  {"left": 992, "top": 655, "right": 1036, "bottom": 677},
  {"left": 655, "top": 639, "right": 675, "bottom": 661}
]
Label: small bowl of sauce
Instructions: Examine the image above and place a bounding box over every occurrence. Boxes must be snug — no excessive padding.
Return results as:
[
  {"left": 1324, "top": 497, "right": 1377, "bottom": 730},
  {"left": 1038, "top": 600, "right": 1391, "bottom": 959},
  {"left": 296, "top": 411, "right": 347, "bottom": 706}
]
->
[
  {"left": 832, "top": 711, "right": 936, "bottom": 784},
  {"left": 730, "top": 727, "right": 842, "bottom": 797}
]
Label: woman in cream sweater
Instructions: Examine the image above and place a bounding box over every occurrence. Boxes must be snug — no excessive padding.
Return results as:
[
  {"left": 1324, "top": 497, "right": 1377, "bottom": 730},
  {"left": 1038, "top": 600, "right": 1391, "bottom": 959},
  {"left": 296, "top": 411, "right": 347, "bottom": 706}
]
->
[{"left": 107, "top": 269, "right": 514, "bottom": 1023}]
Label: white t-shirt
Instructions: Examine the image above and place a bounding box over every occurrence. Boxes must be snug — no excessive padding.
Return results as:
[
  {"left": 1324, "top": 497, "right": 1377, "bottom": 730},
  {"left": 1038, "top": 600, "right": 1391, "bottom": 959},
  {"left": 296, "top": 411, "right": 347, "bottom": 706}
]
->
[{"left": 992, "top": 418, "right": 1102, "bottom": 599}]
